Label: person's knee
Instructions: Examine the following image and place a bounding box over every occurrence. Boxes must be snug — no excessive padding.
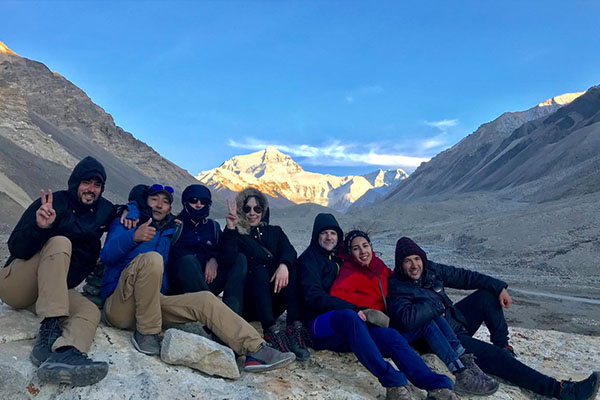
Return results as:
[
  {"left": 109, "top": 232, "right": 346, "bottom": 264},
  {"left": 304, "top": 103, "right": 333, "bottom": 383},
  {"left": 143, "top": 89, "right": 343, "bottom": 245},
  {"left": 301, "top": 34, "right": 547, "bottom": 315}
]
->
[
  {"left": 332, "top": 308, "right": 363, "bottom": 328},
  {"left": 138, "top": 252, "right": 164, "bottom": 275},
  {"left": 474, "top": 289, "right": 497, "bottom": 305},
  {"left": 45, "top": 236, "right": 72, "bottom": 256},
  {"left": 78, "top": 299, "right": 102, "bottom": 326}
]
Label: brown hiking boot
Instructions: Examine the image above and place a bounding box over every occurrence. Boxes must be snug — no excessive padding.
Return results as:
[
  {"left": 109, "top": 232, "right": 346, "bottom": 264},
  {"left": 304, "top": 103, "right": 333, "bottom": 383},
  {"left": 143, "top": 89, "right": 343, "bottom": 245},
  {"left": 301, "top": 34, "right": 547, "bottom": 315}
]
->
[
  {"left": 386, "top": 386, "right": 412, "bottom": 400},
  {"left": 426, "top": 388, "right": 461, "bottom": 400},
  {"left": 455, "top": 353, "right": 499, "bottom": 395}
]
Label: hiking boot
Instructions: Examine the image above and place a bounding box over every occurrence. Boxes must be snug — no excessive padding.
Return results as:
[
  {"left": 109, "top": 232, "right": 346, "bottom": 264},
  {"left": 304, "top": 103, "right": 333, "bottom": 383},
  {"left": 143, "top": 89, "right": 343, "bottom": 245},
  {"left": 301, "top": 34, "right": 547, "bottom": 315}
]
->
[
  {"left": 264, "top": 326, "right": 289, "bottom": 353},
  {"left": 558, "top": 372, "right": 600, "bottom": 400},
  {"left": 386, "top": 386, "right": 412, "bottom": 400},
  {"left": 37, "top": 346, "right": 108, "bottom": 386},
  {"left": 285, "top": 321, "right": 310, "bottom": 361},
  {"left": 244, "top": 342, "right": 296, "bottom": 372},
  {"left": 131, "top": 330, "right": 161, "bottom": 355},
  {"left": 426, "top": 388, "right": 461, "bottom": 400},
  {"left": 455, "top": 353, "right": 499, "bottom": 395},
  {"left": 31, "top": 317, "right": 63, "bottom": 367}
]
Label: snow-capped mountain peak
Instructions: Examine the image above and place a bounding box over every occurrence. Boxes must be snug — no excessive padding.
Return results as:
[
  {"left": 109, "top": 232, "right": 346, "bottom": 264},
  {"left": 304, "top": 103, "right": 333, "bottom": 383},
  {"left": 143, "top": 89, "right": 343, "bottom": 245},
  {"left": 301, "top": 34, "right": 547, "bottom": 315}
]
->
[{"left": 196, "top": 148, "right": 407, "bottom": 212}]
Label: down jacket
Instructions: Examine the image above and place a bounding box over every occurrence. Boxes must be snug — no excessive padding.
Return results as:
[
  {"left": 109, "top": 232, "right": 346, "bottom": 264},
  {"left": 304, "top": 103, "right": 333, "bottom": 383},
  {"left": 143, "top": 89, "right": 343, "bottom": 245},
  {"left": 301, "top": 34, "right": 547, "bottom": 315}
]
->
[
  {"left": 387, "top": 260, "right": 507, "bottom": 334},
  {"left": 6, "top": 156, "right": 116, "bottom": 288},
  {"left": 330, "top": 254, "right": 392, "bottom": 312},
  {"left": 296, "top": 213, "right": 358, "bottom": 323}
]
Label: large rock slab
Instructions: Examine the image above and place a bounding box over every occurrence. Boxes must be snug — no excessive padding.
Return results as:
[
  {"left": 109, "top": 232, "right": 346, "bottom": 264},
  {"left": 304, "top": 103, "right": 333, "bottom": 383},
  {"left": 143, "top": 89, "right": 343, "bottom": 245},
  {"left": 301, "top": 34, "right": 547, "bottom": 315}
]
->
[{"left": 160, "top": 328, "right": 240, "bottom": 379}]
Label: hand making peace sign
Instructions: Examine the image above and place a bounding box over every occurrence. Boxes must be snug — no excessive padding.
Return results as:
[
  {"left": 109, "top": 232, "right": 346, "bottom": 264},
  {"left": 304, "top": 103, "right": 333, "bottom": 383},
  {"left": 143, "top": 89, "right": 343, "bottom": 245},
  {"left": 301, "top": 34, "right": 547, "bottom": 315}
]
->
[
  {"left": 36, "top": 189, "right": 56, "bottom": 229},
  {"left": 225, "top": 199, "right": 238, "bottom": 229}
]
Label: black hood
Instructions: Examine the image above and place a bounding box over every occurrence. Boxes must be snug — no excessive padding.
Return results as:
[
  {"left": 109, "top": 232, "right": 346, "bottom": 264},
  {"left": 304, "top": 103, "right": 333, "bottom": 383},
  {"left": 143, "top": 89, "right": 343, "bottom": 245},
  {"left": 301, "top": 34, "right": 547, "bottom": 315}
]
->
[
  {"left": 128, "top": 184, "right": 153, "bottom": 224},
  {"left": 67, "top": 156, "right": 107, "bottom": 204},
  {"left": 310, "top": 213, "right": 343, "bottom": 250}
]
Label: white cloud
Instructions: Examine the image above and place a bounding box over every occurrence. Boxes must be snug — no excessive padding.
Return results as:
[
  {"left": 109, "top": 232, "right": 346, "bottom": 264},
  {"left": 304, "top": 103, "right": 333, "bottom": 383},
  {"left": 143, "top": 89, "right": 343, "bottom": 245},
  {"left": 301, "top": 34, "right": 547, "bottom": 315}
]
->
[
  {"left": 425, "top": 119, "right": 458, "bottom": 129},
  {"left": 228, "top": 138, "right": 429, "bottom": 169}
]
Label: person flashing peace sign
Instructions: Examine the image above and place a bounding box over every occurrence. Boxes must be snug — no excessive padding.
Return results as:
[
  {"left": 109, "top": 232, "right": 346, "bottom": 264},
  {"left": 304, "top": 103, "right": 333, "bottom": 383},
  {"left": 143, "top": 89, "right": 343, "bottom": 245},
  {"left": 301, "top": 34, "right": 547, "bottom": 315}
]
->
[
  {"left": 0, "top": 156, "right": 117, "bottom": 387},
  {"left": 220, "top": 187, "right": 310, "bottom": 361}
]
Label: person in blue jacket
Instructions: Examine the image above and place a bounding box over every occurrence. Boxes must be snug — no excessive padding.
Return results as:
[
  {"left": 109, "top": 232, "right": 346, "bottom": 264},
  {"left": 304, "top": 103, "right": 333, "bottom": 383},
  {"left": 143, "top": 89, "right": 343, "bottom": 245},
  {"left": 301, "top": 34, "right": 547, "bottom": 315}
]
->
[
  {"left": 100, "top": 184, "right": 296, "bottom": 372},
  {"left": 388, "top": 237, "right": 599, "bottom": 400},
  {"left": 167, "top": 184, "right": 246, "bottom": 315}
]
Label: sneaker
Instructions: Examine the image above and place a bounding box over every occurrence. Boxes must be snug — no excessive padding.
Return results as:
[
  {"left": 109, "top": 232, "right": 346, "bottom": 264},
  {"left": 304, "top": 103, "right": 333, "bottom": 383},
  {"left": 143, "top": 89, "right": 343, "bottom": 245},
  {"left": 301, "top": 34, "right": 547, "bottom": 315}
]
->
[
  {"left": 131, "top": 330, "right": 161, "bottom": 355},
  {"left": 426, "top": 388, "right": 461, "bottom": 400},
  {"left": 455, "top": 353, "right": 499, "bottom": 395},
  {"left": 285, "top": 322, "right": 310, "bottom": 361},
  {"left": 244, "top": 342, "right": 296, "bottom": 372},
  {"left": 264, "top": 326, "right": 289, "bottom": 353},
  {"left": 37, "top": 347, "right": 108, "bottom": 386},
  {"left": 31, "top": 317, "right": 63, "bottom": 367},
  {"left": 386, "top": 386, "right": 412, "bottom": 400},
  {"left": 559, "top": 372, "right": 600, "bottom": 400}
]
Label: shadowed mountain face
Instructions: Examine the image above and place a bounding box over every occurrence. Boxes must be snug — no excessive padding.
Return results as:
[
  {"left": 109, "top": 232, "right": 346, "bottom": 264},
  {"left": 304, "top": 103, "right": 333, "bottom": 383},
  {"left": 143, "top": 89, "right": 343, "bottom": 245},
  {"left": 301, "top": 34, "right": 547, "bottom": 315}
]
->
[
  {"left": 0, "top": 48, "right": 207, "bottom": 228},
  {"left": 385, "top": 89, "right": 594, "bottom": 202}
]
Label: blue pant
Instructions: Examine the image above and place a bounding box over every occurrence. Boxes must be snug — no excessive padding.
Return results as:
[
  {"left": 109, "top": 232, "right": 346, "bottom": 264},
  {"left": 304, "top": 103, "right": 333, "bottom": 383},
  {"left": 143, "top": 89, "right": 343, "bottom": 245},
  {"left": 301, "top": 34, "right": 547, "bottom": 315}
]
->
[
  {"left": 403, "top": 315, "right": 466, "bottom": 372},
  {"left": 309, "top": 309, "right": 453, "bottom": 390}
]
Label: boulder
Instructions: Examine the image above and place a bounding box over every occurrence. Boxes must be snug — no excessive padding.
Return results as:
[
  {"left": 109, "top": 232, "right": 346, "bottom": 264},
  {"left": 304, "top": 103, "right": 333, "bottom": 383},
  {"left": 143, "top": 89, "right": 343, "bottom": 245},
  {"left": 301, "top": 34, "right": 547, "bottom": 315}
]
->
[{"left": 160, "top": 328, "right": 240, "bottom": 380}]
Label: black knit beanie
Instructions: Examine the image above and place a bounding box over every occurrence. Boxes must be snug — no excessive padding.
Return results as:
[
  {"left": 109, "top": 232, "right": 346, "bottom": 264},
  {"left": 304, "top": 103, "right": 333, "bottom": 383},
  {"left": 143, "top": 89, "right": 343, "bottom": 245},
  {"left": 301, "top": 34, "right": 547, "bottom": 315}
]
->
[{"left": 395, "top": 237, "right": 428, "bottom": 269}]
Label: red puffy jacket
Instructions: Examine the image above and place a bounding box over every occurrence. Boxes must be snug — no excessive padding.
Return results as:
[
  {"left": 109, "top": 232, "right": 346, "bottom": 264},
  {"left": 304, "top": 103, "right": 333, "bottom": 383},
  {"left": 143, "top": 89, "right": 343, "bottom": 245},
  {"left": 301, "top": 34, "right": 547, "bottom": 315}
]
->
[{"left": 329, "top": 254, "right": 392, "bottom": 311}]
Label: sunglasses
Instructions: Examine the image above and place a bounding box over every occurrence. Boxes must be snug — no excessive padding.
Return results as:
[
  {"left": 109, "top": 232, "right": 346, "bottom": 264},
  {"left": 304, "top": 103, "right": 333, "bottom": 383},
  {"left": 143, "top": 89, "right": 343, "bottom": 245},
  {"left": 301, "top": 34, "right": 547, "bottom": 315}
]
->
[
  {"left": 188, "top": 197, "right": 211, "bottom": 205},
  {"left": 242, "top": 205, "right": 264, "bottom": 214},
  {"left": 150, "top": 184, "right": 174, "bottom": 194}
]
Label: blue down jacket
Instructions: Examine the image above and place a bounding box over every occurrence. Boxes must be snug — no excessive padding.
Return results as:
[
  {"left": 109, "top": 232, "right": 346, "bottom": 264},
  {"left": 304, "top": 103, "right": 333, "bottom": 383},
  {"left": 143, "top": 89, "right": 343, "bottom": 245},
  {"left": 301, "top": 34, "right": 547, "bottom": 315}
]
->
[{"left": 100, "top": 214, "right": 178, "bottom": 301}]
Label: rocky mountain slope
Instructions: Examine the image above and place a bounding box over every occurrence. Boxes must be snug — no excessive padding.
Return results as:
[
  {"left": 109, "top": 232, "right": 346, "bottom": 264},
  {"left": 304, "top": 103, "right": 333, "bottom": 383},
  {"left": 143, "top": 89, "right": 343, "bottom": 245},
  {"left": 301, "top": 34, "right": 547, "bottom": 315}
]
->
[
  {"left": 385, "top": 90, "right": 586, "bottom": 201},
  {"left": 196, "top": 146, "right": 407, "bottom": 212},
  {"left": 0, "top": 41, "right": 202, "bottom": 228}
]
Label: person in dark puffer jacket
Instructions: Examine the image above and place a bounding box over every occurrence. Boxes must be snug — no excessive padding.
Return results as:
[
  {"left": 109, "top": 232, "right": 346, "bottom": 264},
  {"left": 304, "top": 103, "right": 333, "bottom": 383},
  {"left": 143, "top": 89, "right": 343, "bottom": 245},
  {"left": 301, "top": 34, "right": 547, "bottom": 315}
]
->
[
  {"left": 220, "top": 187, "right": 310, "bottom": 361},
  {"left": 167, "top": 184, "right": 246, "bottom": 315},
  {"left": 297, "top": 216, "right": 458, "bottom": 400},
  {"left": 0, "top": 156, "right": 115, "bottom": 386},
  {"left": 388, "top": 237, "right": 600, "bottom": 400}
]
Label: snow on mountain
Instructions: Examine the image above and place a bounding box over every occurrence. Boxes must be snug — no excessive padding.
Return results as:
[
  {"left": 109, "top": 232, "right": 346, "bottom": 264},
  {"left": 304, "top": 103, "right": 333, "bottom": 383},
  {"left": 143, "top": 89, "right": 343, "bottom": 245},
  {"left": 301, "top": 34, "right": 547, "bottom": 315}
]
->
[{"left": 195, "top": 146, "right": 407, "bottom": 212}]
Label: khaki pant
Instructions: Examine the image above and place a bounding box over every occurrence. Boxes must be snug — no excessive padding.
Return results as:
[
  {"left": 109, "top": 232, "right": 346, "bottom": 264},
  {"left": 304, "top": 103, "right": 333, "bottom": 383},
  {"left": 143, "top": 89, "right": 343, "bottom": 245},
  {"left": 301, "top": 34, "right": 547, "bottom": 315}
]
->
[
  {"left": 0, "top": 236, "right": 101, "bottom": 353},
  {"left": 104, "top": 252, "right": 264, "bottom": 355}
]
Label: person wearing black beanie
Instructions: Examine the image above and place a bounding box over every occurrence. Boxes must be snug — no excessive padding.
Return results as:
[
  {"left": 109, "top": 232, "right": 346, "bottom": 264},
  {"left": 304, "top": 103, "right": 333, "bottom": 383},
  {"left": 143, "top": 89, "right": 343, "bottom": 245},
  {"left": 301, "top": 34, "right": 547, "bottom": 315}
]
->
[{"left": 388, "top": 237, "right": 600, "bottom": 400}]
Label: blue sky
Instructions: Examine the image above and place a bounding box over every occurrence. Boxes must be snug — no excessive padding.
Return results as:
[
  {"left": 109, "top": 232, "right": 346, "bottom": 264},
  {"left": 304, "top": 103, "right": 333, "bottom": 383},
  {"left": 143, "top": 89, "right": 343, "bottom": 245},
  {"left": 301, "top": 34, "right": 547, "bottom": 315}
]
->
[{"left": 1, "top": 1, "right": 599, "bottom": 176}]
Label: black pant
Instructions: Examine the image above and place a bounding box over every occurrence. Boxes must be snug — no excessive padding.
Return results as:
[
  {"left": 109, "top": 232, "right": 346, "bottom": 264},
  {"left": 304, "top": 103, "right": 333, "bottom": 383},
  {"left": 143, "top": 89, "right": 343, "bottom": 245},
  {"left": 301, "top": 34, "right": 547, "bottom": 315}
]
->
[
  {"left": 455, "top": 290, "right": 559, "bottom": 398},
  {"left": 243, "top": 262, "right": 302, "bottom": 331},
  {"left": 167, "top": 253, "right": 247, "bottom": 315},
  {"left": 454, "top": 288, "right": 509, "bottom": 347}
]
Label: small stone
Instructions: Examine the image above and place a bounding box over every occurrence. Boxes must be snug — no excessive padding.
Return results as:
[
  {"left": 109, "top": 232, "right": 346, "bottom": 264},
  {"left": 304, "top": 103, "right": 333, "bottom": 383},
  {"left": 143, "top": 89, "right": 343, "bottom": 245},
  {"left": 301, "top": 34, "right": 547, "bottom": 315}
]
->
[{"left": 160, "top": 328, "right": 240, "bottom": 380}]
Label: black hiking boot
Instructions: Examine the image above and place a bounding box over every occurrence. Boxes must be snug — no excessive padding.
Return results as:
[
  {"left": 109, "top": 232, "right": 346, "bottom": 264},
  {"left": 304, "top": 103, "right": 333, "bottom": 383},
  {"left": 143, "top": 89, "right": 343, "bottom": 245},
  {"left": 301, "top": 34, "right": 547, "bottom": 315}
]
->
[
  {"left": 31, "top": 317, "right": 63, "bottom": 367},
  {"left": 455, "top": 353, "right": 499, "bottom": 395},
  {"left": 285, "top": 321, "right": 310, "bottom": 361},
  {"left": 264, "top": 326, "right": 289, "bottom": 353},
  {"left": 37, "top": 346, "right": 108, "bottom": 386},
  {"left": 558, "top": 372, "right": 600, "bottom": 400}
]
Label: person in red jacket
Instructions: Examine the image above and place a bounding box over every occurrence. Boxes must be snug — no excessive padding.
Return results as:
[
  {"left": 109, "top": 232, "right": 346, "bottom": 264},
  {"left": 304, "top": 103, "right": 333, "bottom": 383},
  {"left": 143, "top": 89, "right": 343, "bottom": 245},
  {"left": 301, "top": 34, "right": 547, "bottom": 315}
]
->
[{"left": 330, "top": 230, "right": 391, "bottom": 312}]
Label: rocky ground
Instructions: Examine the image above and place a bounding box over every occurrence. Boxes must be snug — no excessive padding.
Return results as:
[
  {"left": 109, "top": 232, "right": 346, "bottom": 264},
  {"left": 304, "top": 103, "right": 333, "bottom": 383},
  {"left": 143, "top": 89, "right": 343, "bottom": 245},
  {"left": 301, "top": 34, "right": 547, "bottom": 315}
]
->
[{"left": 1, "top": 304, "right": 599, "bottom": 400}]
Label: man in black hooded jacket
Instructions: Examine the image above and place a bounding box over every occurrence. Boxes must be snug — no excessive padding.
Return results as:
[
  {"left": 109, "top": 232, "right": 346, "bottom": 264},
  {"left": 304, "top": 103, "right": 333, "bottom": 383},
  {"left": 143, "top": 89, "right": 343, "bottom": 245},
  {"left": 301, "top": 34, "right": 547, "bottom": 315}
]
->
[{"left": 0, "top": 156, "right": 116, "bottom": 387}]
